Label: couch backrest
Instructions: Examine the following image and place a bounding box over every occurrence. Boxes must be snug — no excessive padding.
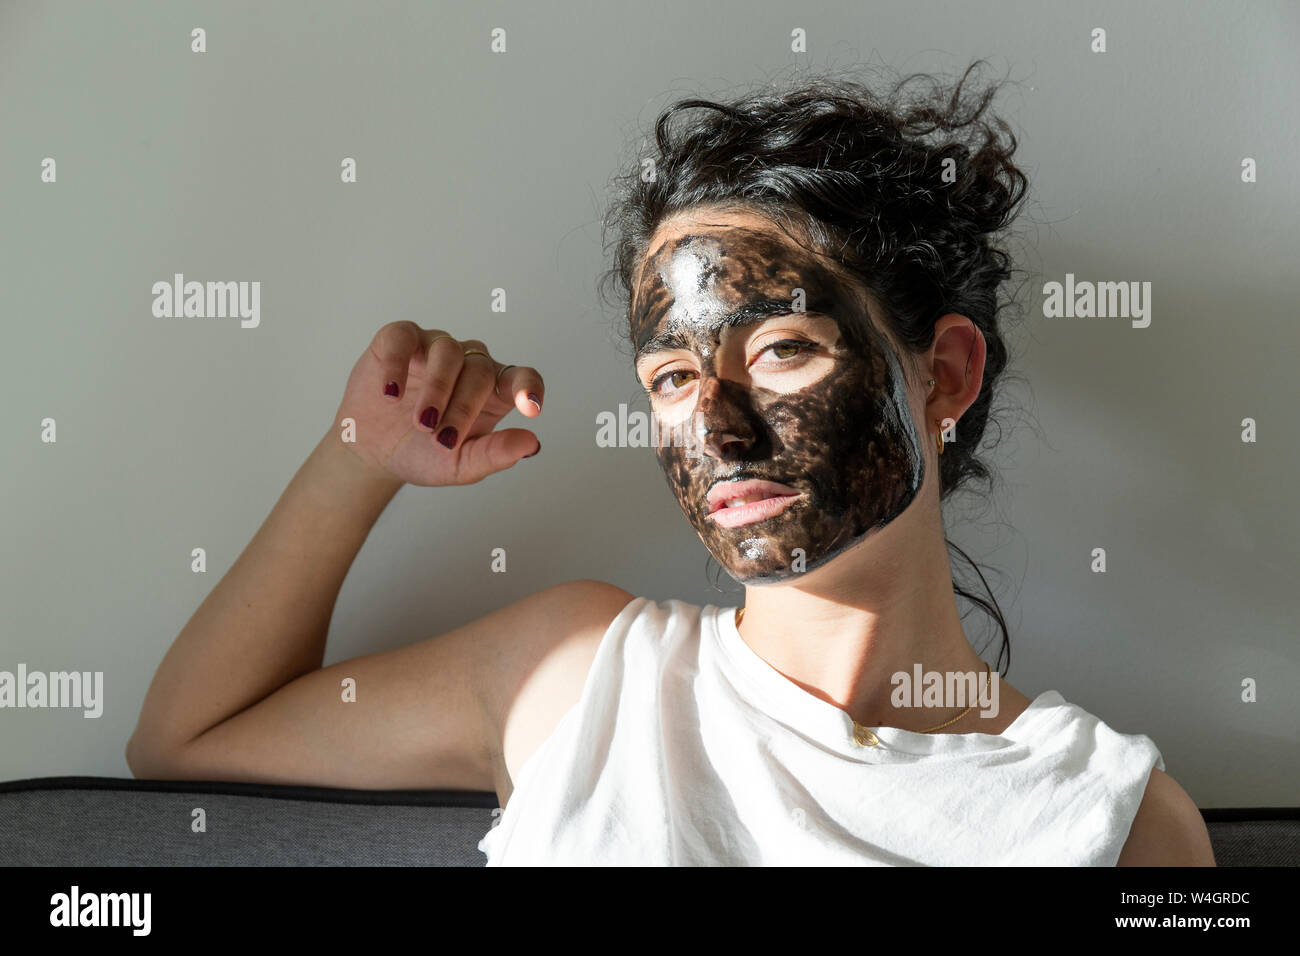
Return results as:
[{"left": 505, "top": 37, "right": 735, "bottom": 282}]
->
[
  {"left": 2, "top": 777, "right": 1296, "bottom": 866},
  {"left": 0, "top": 777, "right": 497, "bottom": 866}
]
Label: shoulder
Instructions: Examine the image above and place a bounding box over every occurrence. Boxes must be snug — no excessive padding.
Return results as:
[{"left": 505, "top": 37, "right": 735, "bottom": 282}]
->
[
  {"left": 540, "top": 578, "right": 638, "bottom": 619},
  {"left": 504, "top": 579, "right": 638, "bottom": 680},
  {"left": 486, "top": 580, "right": 637, "bottom": 798},
  {"left": 1116, "top": 768, "right": 1216, "bottom": 866},
  {"left": 477, "top": 578, "right": 636, "bottom": 742},
  {"left": 508, "top": 579, "right": 638, "bottom": 649},
  {"left": 557, "top": 580, "right": 641, "bottom": 645}
]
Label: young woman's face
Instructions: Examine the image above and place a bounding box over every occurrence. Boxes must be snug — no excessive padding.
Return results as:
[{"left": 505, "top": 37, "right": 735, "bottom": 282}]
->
[{"left": 631, "top": 210, "right": 927, "bottom": 584}]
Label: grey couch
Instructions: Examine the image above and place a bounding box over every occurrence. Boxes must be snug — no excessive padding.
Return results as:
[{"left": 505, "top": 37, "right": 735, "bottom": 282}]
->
[{"left": 2, "top": 776, "right": 1296, "bottom": 866}]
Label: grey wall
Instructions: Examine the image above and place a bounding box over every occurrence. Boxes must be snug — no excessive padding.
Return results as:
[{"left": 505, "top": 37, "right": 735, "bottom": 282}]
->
[{"left": 1, "top": 0, "right": 1295, "bottom": 807}]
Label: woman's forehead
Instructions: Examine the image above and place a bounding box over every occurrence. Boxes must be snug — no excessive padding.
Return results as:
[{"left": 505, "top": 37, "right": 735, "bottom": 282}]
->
[
  {"left": 634, "top": 225, "right": 841, "bottom": 330},
  {"left": 630, "top": 214, "right": 892, "bottom": 360},
  {"left": 634, "top": 209, "right": 808, "bottom": 285}
]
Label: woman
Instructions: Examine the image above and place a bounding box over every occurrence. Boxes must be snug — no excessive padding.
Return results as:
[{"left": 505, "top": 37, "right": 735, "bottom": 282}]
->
[{"left": 126, "top": 63, "right": 1214, "bottom": 866}]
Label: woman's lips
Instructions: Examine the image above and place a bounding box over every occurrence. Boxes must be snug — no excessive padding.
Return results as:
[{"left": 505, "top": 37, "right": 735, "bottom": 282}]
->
[
  {"left": 706, "top": 481, "right": 804, "bottom": 528},
  {"left": 705, "top": 479, "right": 803, "bottom": 528},
  {"left": 708, "top": 493, "right": 802, "bottom": 528}
]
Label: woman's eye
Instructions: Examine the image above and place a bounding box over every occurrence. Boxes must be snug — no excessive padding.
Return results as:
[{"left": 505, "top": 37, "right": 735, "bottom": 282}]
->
[
  {"left": 755, "top": 339, "right": 816, "bottom": 364},
  {"left": 648, "top": 368, "right": 697, "bottom": 397},
  {"left": 645, "top": 340, "right": 816, "bottom": 397}
]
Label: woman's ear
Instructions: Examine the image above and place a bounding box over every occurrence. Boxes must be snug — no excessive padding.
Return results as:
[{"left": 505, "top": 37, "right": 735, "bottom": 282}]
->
[{"left": 926, "top": 314, "right": 986, "bottom": 429}]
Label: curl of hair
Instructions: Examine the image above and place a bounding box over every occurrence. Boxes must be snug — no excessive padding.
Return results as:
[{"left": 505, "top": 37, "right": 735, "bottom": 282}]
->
[{"left": 600, "top": 61, "right": 1031, "bottom": 674}]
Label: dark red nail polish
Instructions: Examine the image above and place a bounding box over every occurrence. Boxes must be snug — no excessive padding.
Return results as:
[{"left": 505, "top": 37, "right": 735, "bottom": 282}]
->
[
  {"left": 523, "top": 441, "right": 540, "bottom": 458},
  {"left": 420, "top": 406, "right": 439, "bottom": 429},
  {"left": 384, "top": 381, "right": 399, "bottom": 397},
  {"left": 437, "top": 426, "right": 458, "bottom": 449}
]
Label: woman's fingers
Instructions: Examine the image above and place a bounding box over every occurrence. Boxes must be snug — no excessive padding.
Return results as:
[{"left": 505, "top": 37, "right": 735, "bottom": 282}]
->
[
  {"left": 411, "top": 330, "right": 468, "bottom": 436},
  {"left": 453, "top": 427, "right": 542, "bottom": 483},
  {"left": 429, "top": 339, "right": 499, "bottom": 451},
  {"left": 381, "top": 326, "right": 543, "bottom": 458},
  {"left": 494, "top": 365, "right": 545, "bottom": 417},
  {"left": 370, "top": 321, "right": 425, "bottom": 402},
  {"left": 346, "top": 323, "right": 543, "bottom": 488}
]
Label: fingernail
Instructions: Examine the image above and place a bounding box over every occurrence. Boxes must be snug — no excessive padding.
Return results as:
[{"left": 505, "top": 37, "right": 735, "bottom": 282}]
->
[
  {"left": 384, "top": 382, "right": 399, "bottom": 398},
  {"left": 523, "top": 441, "right": 541, "bottom": 458},
  {"left": 437, "top": 426, "right": 458, "bottom": 449},
  {"left": 420, "top": 406, "right": 439, "bottom": 429},
  {"left": 527, "top": 392, "right": 542, "bottom": 412}
]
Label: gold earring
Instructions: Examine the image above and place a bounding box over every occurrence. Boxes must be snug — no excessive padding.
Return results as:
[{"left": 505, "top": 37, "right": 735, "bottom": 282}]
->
[{"left": 935, "top": 419, "right": 945, "bottom": 455}]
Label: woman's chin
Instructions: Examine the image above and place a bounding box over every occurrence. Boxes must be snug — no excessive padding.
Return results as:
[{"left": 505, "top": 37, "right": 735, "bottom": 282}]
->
[{"left": 710, "top": 543, "right": 826, "bottom": 585}]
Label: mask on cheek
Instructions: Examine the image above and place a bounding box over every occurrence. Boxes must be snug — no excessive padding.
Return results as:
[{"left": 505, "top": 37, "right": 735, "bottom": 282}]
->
[{"left": 653, "top": 322, "right": 926, "bottom": 585}]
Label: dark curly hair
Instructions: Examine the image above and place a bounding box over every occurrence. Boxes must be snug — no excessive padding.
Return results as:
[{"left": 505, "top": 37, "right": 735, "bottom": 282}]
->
[{"left": 598, "top": 60, "right": 1032, "bottom": 674}]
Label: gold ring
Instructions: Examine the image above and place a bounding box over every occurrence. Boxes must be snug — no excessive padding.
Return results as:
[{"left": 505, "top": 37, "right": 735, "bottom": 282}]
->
[
  {"left": 494, "top": 364, "right": 517, "bottom": 398},
  {"left": 462, "top": 348, "right": 492, "bottom": 360},
  {"left": 427, "top": 334, "right": 457, "bottom": 355}
]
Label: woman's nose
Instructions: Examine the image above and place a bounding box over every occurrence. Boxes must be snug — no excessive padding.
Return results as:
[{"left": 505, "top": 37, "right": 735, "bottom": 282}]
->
[{"left": 692, "top": 374, "right": 756, "bottom": 460}]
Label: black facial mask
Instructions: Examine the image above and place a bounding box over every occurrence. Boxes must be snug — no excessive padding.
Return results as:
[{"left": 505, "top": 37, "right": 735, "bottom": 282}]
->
[{"left": 631, "top": 225, "right": 926, "bottom": 584}]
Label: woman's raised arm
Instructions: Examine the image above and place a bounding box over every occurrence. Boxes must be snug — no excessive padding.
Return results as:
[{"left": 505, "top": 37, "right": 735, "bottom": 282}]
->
[{"left": 125, "top": 322, "right": 551, "bottom": 789}]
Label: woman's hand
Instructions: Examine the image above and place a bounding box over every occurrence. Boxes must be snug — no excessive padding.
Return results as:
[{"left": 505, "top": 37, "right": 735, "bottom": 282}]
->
[{"left": 331, "top": 321, "right": 543, "bottom": 487}]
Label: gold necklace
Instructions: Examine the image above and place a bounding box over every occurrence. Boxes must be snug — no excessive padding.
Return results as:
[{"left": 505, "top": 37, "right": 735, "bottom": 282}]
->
[{"left": 733, "top": 607, "right": 991, "bottom": 746}]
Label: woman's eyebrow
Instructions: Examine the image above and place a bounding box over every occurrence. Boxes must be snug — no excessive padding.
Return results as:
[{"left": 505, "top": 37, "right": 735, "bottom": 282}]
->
[{"left": 635, "top": 300, "right": 808, "bottom": 359}]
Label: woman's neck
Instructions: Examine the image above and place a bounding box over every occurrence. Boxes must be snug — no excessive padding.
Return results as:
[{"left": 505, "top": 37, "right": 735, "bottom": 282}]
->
[{"left": 735, "top": 505, "right": 993, "bottom": 732}]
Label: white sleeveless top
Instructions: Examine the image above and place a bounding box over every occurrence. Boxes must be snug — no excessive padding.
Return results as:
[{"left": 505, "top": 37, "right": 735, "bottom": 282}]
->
[{"left": 478, "top": 596, "right": 1165, "bottom": 866}]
